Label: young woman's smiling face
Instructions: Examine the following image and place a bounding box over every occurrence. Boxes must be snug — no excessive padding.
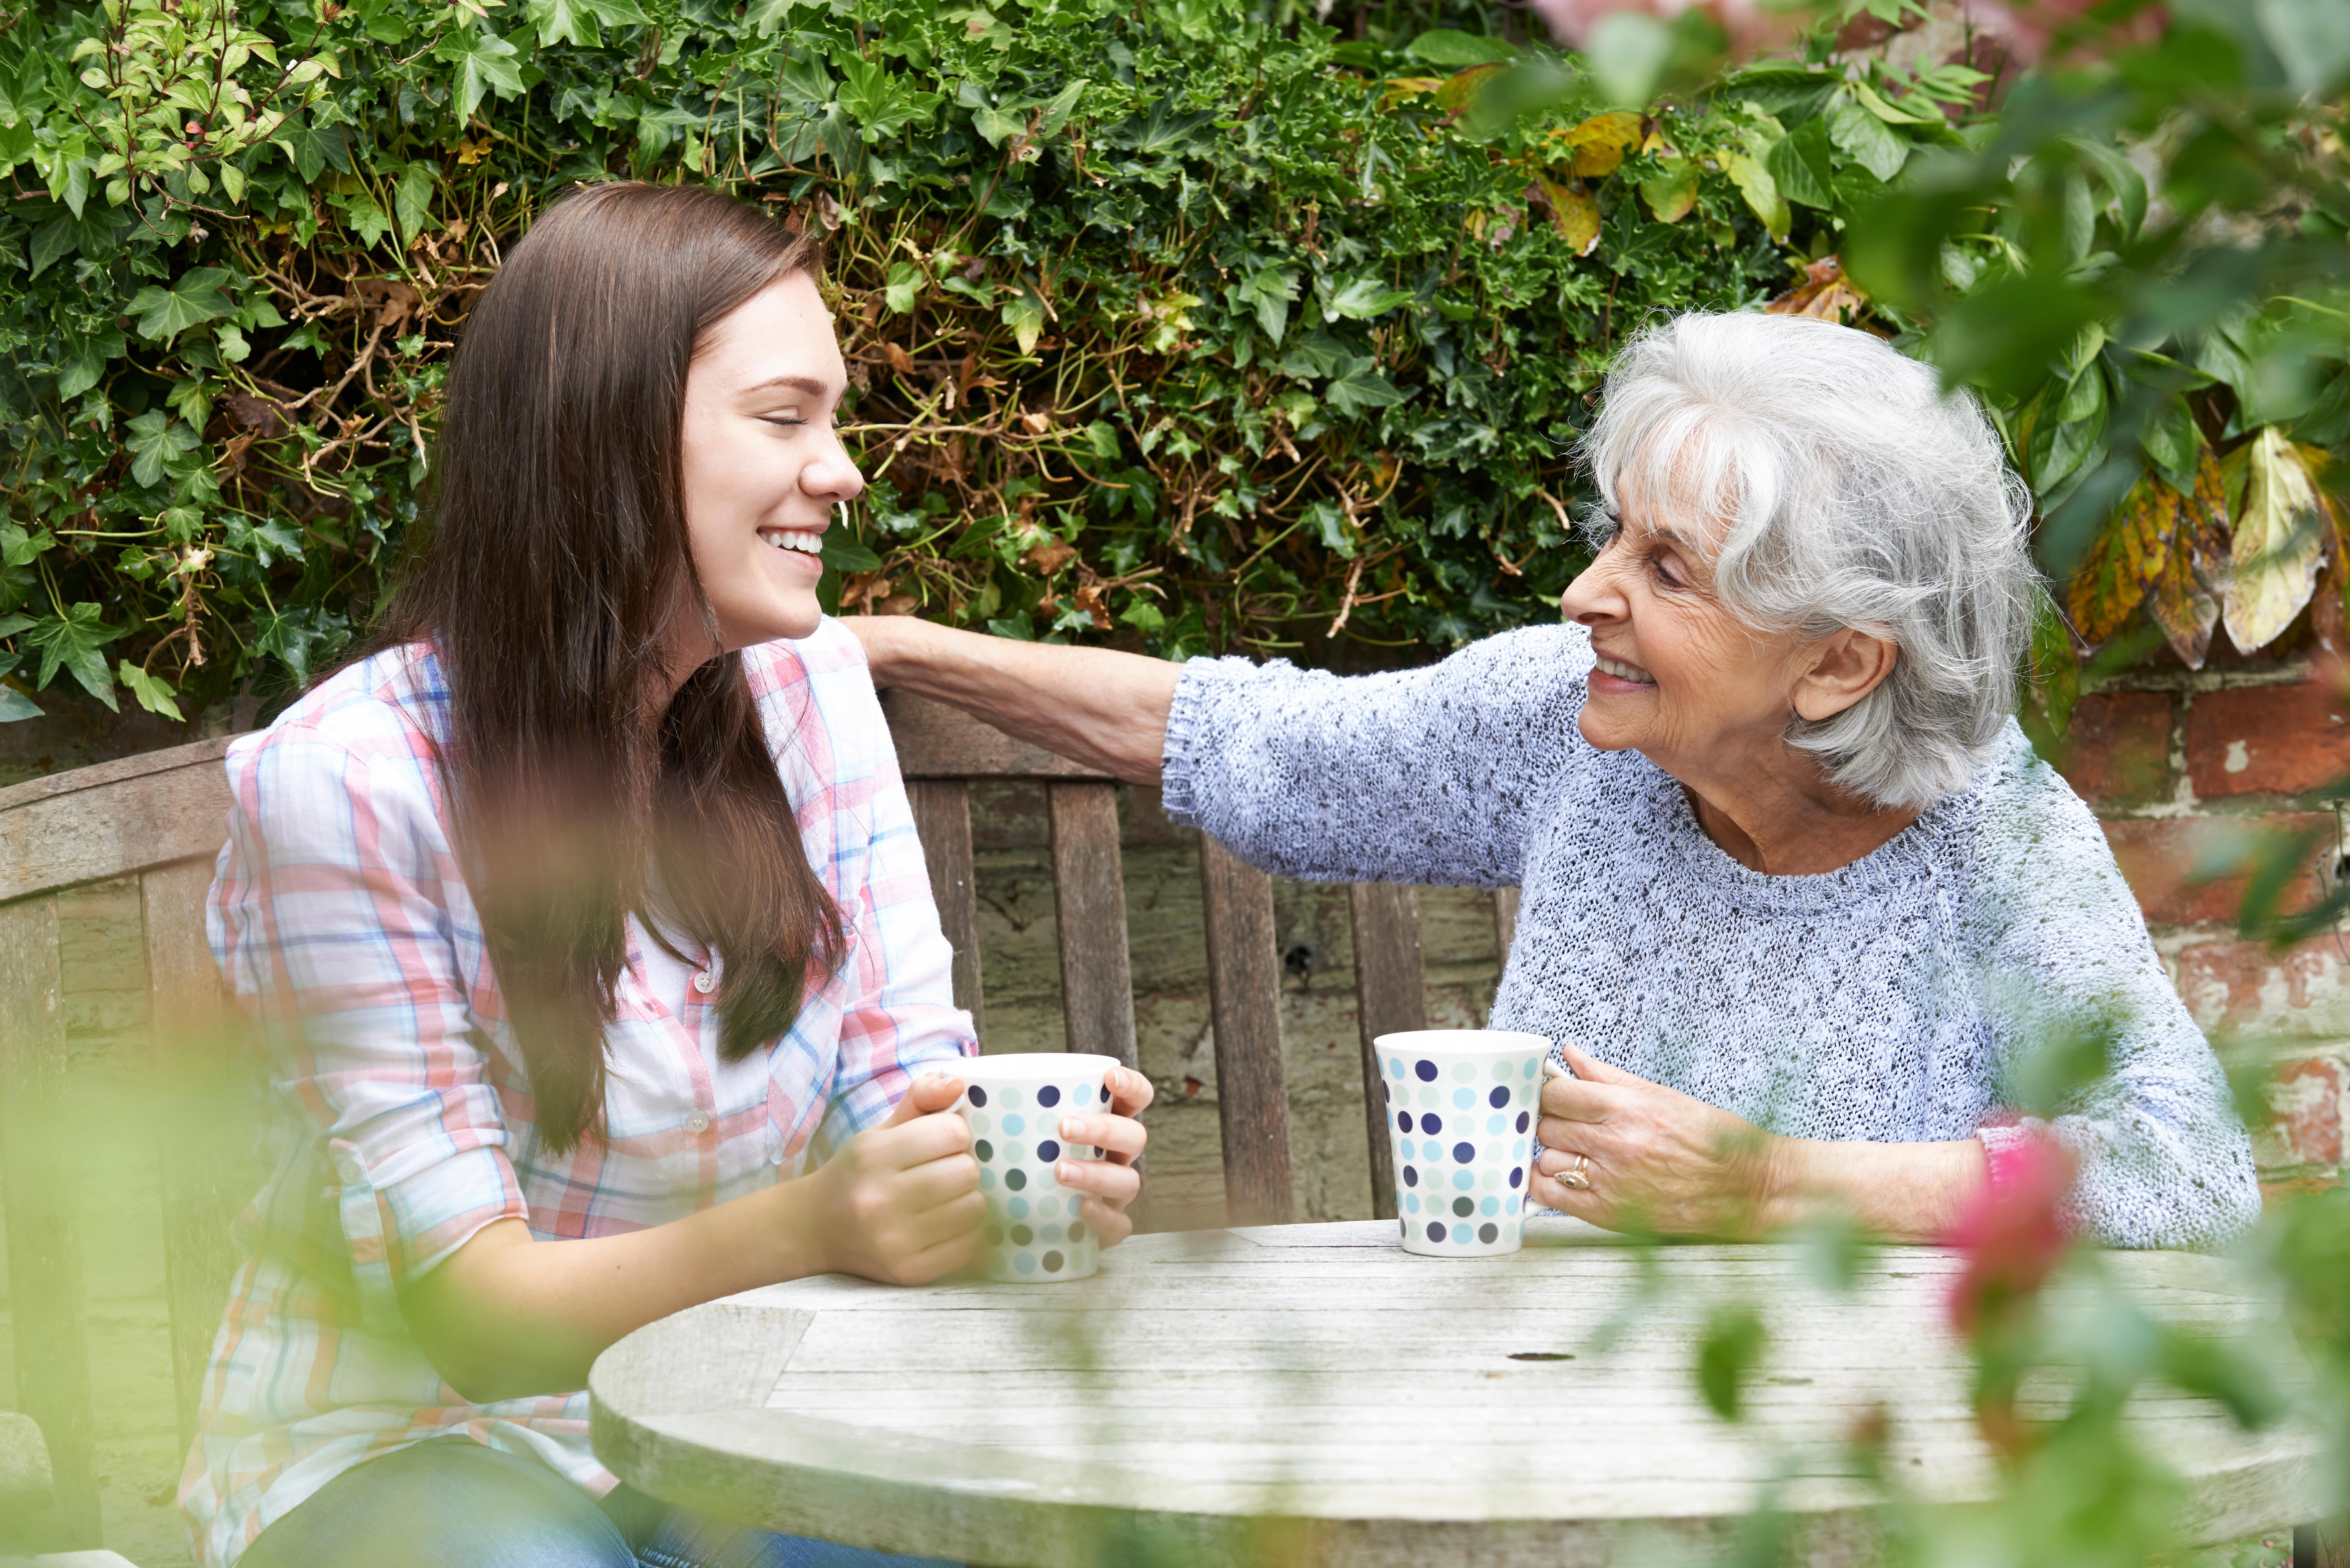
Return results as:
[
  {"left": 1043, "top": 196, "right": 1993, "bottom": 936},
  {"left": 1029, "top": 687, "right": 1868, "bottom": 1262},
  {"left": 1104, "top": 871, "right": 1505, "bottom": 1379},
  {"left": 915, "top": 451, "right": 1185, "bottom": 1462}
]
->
[
  {"left": 675, "top": 271, "right": 864, "bottom": 660},
  {"left": 1557, "top": 474, "right": 1830, "bottom": 793}
]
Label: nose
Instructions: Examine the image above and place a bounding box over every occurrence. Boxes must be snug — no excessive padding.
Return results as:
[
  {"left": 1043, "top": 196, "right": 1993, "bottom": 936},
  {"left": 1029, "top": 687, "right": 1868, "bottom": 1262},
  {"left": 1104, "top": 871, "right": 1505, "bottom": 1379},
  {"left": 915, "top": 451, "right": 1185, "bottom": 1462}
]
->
[
  {"left": 1559, "top": 540, "right": 1628, "bottom": 627},
  {"left": 800, "top": 429, "right": 866, "bottom": 506}
]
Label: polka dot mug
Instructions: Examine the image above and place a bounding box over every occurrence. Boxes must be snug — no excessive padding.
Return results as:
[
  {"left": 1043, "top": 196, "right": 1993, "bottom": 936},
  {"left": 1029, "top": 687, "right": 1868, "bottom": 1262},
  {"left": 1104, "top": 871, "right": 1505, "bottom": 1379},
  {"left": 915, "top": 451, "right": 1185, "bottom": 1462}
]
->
[
  {"left": 1372, "top": 1030, "right": 1550, "bottom": 1258},
  {"left": 940, "top": 1052, "right": 1122, "bottom": 1284}
]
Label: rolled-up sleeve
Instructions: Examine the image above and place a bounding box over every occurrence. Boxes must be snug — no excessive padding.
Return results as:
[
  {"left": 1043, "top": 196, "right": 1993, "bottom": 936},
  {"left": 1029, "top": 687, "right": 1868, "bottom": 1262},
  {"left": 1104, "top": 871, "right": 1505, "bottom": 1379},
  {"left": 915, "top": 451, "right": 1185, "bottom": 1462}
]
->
[
  {"left": 785, "top": 636, "right": 976, "bottom": 1159},
  {"left": 213, "top": 725, "right": 526, "bottom": 1328}
]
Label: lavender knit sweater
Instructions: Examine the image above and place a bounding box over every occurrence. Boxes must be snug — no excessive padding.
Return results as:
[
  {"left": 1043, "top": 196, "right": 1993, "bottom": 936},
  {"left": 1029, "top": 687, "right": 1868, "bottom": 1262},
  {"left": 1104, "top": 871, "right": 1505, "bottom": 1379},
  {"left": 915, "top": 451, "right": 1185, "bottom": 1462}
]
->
[{"left": 1159, "top": 622, "right": 2260, "bottom": 1251}]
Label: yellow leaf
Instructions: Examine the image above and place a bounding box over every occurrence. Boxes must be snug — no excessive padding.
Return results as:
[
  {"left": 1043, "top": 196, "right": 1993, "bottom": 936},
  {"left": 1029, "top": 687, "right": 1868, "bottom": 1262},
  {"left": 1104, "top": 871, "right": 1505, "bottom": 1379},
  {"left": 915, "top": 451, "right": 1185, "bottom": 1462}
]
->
[
  {"left": 2064, "top": 473, "right": 2178, "bottom": 645},
  {"left": 1381, "top": 76, "right": 1445, "bottom": 110},
  {"left": 1535, "top": 176, "right": 1600, "bottom": 256},
  {"left": 1640, "top": 156, "right": 1697, "bottom": 223},
  {"left": 1432, "top": 62, "right": 1504, "bottom": 113},
  {"left": 1562, "top": 110, "right": 1642, "bottom": 149},
  {"left": 2149, "top": 445, "right": 2230, "bottom": 669},
  {"left": 1718, "top": 151, "right": 1787, "bottom": 239},
  {"left": 2223, "top": 426, "right": 2325, "bottom": 654}
]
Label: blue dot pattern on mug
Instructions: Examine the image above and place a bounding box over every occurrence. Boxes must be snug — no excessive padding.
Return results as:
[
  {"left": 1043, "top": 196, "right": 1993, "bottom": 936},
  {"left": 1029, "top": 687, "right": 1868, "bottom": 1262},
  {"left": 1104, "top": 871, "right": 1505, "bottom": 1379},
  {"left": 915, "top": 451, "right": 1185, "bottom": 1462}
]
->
[
  {"left": 967, "top": 1071, "right": 1106, "bottom": 1282},
  {"left": 1381, "top": 1049, "right": 1540, "bottom": 1254}
]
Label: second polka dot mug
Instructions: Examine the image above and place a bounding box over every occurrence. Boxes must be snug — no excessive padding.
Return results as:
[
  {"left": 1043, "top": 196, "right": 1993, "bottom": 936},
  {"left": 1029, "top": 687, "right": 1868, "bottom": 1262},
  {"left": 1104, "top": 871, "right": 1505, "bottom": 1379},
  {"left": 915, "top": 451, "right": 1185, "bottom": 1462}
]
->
[
  {"left": 1373, "top": 1030, "right": 1549, "bottom": 1258},
  {"left": 941, "top": 1052, "right": 1122, "bottom": 1283}
]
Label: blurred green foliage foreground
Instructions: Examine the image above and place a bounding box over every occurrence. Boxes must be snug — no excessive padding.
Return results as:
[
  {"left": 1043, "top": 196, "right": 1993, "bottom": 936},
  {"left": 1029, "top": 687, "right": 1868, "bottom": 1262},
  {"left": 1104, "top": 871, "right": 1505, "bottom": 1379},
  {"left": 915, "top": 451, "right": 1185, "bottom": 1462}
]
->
[{"left": 5, "top": 0, "right": 2038, "bottom": 725}]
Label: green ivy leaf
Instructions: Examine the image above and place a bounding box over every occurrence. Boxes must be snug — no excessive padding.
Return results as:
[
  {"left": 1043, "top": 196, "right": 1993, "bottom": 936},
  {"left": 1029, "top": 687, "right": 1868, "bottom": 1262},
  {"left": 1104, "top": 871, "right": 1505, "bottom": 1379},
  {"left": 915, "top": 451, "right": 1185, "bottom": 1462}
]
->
[
  {"left": 124, "top": 409, "right": 199, "bottom": 487},
  {"left": 1234, "top": 266, "right": 1299, "bottom": 345},
  {"left": 252, "top": 605, "right": 348, "bottom": 684},
  {"left": 393, "top": 162, "right": 436, "bottom": 241},
  {"left": 820, "top": 534, "right": 882, "bottom": 573},
  {"left": 1003, "top": 283, "right": 1046, "bottom": 354},
  {"left": 127, "top": 266, "right": 234, "bottom": 345},
  {"left": 339, "top": 191, "right": 393, "bottom": 248},
  {"left": 117, "top": 660, "right": 184, "bottom": 721},
  {"left": 23, "top": 603, "right": 125, "bottom": 708},
  {"left": 837, "top": 56, "right": 938, "bottom": 143},
  {"left": 1325, "top": 277, "right": 1415, "bottom": 321},
  {"left": 277, "top": 115, "right": 352, "bottom": 182},
  {"left": 526, "top": 0, "right": 602, "bottom": 47},
  {"left": 1036, "top": 79, "right": 1088, "bottom": 138},
  {"left": 1322, "top": 355, "right": 1409, "bottom": 417},
  {"left": 1764, "top": 116, "right": 1835, "bottom": 210},
  {"left": 971, "top": 104, "right": 1024, "bottom": 146},
  {"left": 1406, "top": 28, "right": 1515, "bottom": 67},
  {"left": 0, "top": 685, "right": 40, "bottom": 723},
  {"left": 229, "top": 515, "right": 306, "bottom": 569},
  {"left": 438, "top": 28, "right": 525, "bottom": 121},
  {"left": 1827, "top": 100, "right": 1907, "bottom": 183},
  {"left": 1719, "top": 151, "right": 1788, "bottom": 238},
  {"left": 883, "top": 261, "right": 924, "bottom": 314}
]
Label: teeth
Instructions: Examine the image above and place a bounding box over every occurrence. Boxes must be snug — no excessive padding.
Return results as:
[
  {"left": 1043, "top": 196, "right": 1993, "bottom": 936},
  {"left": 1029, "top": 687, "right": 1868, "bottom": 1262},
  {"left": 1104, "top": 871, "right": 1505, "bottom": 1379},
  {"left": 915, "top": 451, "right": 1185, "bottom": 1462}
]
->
[
  {"left": 1595, "top": 654, "right": 1656, "bottom": 686},
  {"left": 759, "top": 529, "right": 824, "bottom": 556}
]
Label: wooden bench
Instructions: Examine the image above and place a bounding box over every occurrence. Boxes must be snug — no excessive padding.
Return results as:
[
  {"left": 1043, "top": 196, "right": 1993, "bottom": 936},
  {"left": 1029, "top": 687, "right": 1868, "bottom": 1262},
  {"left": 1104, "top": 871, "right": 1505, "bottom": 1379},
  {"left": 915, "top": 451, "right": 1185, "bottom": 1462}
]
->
[{"left": 0, "top": 700, "right": 1489, "bottom": 1561}]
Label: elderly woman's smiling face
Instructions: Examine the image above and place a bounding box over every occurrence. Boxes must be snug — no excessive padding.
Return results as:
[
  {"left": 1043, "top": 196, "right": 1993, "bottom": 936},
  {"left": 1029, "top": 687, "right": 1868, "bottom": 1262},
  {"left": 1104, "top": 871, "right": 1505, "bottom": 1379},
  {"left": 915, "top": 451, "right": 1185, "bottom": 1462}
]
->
[{"left": 1558, "top": 468, "right": 1897, "bottom": 805}]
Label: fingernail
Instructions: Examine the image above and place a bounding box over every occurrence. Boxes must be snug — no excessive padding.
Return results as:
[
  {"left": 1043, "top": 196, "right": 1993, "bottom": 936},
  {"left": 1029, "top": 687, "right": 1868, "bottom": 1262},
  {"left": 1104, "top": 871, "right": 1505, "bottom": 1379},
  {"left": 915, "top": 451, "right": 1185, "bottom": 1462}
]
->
[
  {"left": 1058, "top": 1116, "right": 1082, "bottom": 1139},
  {"left": 1057, "top": 1161, "right": 1077, "bottom": 1183}
]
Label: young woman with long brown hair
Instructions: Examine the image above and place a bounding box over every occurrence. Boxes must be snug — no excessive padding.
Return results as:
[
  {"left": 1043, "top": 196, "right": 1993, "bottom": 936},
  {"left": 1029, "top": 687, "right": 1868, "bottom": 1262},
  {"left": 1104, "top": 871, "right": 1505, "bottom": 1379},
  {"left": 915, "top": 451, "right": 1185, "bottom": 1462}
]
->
[{"left": 179, "top": 181, "right": 1152, "bottom": 1568}]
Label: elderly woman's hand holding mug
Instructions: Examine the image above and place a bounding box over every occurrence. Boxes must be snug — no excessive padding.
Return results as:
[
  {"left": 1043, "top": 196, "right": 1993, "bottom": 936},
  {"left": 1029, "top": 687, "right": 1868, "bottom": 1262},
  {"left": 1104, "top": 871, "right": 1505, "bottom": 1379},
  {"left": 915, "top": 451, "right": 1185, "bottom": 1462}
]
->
[
  {"left": 1529, "top": 1045, "right": 1777, "bottom": 1236},
  {"left": 1530, "top": 1044, "right": 1993, "bottom": 1240}
]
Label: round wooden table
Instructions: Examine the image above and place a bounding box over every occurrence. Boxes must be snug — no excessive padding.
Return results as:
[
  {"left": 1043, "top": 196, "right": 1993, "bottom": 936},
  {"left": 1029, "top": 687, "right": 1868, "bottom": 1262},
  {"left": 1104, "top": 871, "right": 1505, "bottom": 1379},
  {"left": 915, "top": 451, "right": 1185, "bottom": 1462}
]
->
[{"left": 589, "top": 1219, "right": 2325, "bottom": 1568}]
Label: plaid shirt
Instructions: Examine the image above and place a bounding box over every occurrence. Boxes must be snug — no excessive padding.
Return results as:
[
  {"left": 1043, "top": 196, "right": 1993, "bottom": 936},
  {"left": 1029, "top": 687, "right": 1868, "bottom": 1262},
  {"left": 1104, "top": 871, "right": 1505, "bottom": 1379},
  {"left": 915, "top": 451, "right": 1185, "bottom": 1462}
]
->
[{"left": 179, "top": 621, "right": 973, "bottom": 1567}]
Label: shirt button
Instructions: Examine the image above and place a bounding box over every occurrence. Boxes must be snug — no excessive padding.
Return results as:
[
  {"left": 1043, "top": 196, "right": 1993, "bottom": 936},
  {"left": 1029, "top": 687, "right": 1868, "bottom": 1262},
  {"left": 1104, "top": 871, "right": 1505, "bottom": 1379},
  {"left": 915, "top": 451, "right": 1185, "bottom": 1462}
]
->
[
  {"left": 685, "top": 1111, "right": 711, "bottom": 1135},
  {"left": 693, "top": 968, "right": 717, "bottom": 995},
  {"left": 335, "top": 1155, "right": 365, "bottom": 1185}
]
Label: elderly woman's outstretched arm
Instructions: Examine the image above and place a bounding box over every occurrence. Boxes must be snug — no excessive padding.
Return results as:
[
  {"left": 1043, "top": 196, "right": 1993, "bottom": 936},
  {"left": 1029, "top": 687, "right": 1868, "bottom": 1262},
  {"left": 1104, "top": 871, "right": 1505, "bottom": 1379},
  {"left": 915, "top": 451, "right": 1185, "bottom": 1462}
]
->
[
  {"left": 849, "top": 615, "right": 1180, "bottom": 783},
  {"left": 851, "top": 616, "right": 1583, "bottom": 888}
]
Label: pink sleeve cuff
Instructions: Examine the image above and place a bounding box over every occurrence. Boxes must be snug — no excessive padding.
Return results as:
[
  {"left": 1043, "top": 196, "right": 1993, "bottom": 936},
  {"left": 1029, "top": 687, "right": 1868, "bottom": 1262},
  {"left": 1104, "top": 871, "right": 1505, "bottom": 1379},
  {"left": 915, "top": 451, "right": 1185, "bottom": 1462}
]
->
[{"left": 1976, "top": 1120, "right": 2041, "bottom": 1193}]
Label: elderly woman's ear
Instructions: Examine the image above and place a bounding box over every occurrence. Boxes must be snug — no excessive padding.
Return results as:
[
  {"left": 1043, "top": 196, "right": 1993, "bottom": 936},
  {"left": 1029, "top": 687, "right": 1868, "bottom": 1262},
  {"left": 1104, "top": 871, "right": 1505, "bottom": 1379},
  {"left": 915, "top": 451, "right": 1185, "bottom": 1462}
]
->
[{"left": 1789, "top": 628, "right": 1899, "bottom": 724}]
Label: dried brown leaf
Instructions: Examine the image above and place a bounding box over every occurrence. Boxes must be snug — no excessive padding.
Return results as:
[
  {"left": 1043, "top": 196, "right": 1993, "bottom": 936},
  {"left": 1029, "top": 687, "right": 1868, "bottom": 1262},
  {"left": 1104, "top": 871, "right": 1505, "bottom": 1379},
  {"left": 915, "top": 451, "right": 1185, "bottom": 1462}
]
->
[
  {"left": 2149, "top": 445, "right": 2231, "bottom": 668},
  {"left": 2065, "top": 472, "right": 2178, "bottom": 644}
]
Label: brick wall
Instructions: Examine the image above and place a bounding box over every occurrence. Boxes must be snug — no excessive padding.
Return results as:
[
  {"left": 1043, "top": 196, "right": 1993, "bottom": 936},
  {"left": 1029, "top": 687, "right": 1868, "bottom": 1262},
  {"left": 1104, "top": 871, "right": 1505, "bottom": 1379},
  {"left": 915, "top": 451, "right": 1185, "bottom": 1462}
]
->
[{"left": 2050, "top": 656, "right": 2350, "bottom": 1203}]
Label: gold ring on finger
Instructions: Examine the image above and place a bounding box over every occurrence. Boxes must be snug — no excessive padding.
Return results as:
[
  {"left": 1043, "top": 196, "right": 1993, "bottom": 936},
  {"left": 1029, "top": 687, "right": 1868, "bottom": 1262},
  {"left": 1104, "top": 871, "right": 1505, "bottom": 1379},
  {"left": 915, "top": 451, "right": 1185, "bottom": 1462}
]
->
[{"left": 1561, "top": 1154, "right": 1590, "bottom": 1191}]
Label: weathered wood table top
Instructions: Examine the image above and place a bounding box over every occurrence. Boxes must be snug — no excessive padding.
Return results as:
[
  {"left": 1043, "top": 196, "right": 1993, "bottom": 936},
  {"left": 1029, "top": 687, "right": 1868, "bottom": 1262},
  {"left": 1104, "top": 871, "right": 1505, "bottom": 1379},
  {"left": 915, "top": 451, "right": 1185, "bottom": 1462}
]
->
[{"left": 588, "top": 1219, "right": 2325, "bottom": 1568}]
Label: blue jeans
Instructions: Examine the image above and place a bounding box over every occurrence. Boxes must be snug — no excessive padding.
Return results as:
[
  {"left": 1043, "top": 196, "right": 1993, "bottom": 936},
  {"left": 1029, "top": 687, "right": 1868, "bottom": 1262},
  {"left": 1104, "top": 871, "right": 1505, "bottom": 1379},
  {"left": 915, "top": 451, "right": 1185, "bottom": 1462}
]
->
[{"left": 237, "top": 1437, "right": 956, "bottom": 1568}]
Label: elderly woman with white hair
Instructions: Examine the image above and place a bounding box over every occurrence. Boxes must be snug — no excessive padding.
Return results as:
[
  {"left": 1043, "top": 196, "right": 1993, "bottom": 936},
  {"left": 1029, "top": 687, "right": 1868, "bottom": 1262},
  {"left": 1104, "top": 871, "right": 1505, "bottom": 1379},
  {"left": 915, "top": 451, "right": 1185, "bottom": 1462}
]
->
[{"left": 851, "top": 311, "right": 2259, "bottom": 1250}]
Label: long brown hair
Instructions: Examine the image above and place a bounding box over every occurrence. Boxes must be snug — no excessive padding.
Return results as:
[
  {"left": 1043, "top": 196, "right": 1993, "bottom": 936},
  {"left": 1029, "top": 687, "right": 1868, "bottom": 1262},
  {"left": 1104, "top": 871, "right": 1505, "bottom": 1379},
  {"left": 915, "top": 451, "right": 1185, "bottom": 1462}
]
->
[{"left": 369, "top": 181, "right": 844, "bottom": 1154}]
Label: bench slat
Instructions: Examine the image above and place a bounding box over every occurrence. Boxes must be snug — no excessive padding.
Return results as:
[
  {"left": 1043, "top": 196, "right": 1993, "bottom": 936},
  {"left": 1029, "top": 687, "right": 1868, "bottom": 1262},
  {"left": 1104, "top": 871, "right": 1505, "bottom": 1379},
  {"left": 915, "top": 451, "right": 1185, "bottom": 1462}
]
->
[
  {"left": 905, "top": 780, "right": 985, "bottom": 1045},
  {"left": 1346, "top": 883, "right": 1427, "bottom": 1221},
  {"left": 142, "top": 860, "right": 250, "bottom": 1454},
  {"left": 1197, "top": 839, "right": 1292, "bottom": 1226},
  {"left": 0, "top": 897, "right": 101, "bottom": 1552},
  {"left": 0, "top": 739, "right": 232, "bottom": 904},
  {"left": 1045, "top": 783, "right": 1137, "bottom": 1072},
  {"left": 884, "top": 693, "right": 1112, "bottom": 782},
  {"left": 1492, "top": 887, "right": 1521, "bottom": 970}
]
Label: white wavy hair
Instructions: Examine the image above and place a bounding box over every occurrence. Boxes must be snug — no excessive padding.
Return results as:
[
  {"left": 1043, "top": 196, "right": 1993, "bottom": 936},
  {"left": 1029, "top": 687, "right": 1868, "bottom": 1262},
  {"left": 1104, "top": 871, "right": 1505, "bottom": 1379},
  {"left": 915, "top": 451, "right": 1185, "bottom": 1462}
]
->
[{"left": 1580, "top": 311, "right": 2042, "bottom": 810}]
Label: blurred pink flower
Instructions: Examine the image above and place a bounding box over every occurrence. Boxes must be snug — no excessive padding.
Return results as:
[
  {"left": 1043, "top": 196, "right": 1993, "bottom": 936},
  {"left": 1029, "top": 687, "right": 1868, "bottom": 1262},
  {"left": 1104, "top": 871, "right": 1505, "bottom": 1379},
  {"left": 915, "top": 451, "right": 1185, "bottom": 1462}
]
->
[
  {"left": 1959, "top": 0, "right": 2167, "bottom": 66},
  {"left": 1529, "top": 0, "right": 2164, "bottom": 66},
  {"left": 1528, "top": 0, "right": 1795, "bottom": 57},
  {"left": 1944, "top": 1131, "right": 2077, "bottom": 1338}
]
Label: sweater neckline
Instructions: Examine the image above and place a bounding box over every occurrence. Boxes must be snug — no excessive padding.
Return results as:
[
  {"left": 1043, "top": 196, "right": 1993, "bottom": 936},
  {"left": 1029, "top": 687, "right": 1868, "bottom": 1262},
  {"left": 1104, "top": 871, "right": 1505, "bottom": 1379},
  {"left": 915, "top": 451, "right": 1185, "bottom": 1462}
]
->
[{"left": 1628, "top": 749, "right": 1981, "bottom": 914}]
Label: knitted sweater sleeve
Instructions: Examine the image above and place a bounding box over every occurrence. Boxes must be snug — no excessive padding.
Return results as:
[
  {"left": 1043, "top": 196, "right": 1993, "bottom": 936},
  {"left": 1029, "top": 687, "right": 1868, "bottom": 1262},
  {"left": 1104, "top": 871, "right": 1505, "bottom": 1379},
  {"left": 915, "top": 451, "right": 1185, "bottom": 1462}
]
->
[
  {"left": 1971, "top": 744, "right": 2262, "bottom": 1251},
  {"left": 1159, "top": 623, "right": 1588, "bottom": 887}
]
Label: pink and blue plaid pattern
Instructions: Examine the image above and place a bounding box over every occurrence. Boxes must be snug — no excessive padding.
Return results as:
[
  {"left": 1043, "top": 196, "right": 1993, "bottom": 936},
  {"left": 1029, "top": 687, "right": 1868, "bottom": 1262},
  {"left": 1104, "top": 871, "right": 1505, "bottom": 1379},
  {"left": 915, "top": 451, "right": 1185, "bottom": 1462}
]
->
[{"left": 179, "top": 621, "right": 973, "bottom": 1568}]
